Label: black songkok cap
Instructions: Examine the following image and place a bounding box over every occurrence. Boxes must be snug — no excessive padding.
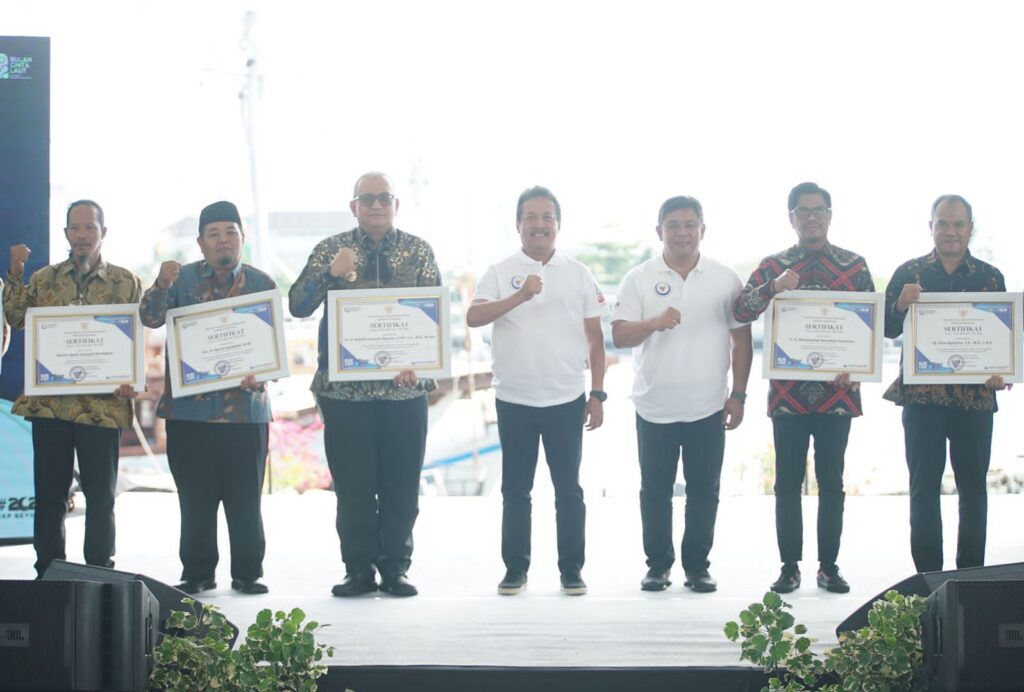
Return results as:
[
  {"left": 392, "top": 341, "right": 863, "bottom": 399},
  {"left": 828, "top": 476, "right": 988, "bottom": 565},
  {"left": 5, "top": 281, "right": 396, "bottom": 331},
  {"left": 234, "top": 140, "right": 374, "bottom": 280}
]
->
[{"left": 198, "top": 201, "right": 242, "bottom": 236}]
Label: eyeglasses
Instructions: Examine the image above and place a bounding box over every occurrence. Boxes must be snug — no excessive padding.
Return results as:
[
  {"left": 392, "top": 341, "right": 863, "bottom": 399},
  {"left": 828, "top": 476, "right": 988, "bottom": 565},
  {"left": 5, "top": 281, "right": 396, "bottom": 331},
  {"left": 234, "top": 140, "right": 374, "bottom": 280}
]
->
[
  {"left": 791, "top": 206, "right": 830, "bottom": 220},
  {"left": 353, "top": 193, "right": 395, "bottom": 207}
]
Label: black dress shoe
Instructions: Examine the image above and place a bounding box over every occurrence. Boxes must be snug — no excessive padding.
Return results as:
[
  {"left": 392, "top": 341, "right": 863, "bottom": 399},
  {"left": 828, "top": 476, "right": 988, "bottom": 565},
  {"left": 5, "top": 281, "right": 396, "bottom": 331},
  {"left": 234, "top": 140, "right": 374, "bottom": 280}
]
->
[
  {"left": 817, "top": 564, "right": 850, "bottom": 593},
  {"left": 560, "top": 570, "right": 587, "bottom": 596},
  {"left": 176, "top": 579, "right": 216, "bottom": 595},
  {"left": 380, "top": 573, "right": 418, "bottom": 597},
  {"left": 231, "top": 579, "right": 269, "bottom": 595},
  {"left": 498, "top": 570, "right": 528, "bottom": 595},
  {"left": 331, "top": 572, "right": 377, "bottom": 597},
  {"left": 683, "top": 570, "right": 717, "bottom": 593},
  {"left": 771, "top": 563, "right": 801, "bottom": 594},
  {"left": 640, "top": 568, "right": 672, "bottom": 592}
]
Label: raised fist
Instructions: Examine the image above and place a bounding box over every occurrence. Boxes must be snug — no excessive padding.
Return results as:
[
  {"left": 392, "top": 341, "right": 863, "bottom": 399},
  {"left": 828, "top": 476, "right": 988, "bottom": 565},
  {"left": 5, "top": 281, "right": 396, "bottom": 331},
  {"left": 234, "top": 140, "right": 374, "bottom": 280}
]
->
[
  {"left": 156, "top": 260, "right": 182, "bottom": 290},
  {"left": 329, "top": 248, "right": 358, "bottom": 279},
  {"left": 9, "top": 244, "right": 31, "bottom": 274}
]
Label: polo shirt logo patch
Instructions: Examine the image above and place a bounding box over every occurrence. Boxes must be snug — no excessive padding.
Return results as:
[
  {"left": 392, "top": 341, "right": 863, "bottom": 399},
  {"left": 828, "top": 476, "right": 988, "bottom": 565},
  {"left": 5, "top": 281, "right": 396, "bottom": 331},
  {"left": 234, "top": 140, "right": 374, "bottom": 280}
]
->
[
  {"left": 654, "top": 282, "right": 671, "bottom": 296},
  {"left": 510, "top": 275, "right": 525, "bottom": 290}
]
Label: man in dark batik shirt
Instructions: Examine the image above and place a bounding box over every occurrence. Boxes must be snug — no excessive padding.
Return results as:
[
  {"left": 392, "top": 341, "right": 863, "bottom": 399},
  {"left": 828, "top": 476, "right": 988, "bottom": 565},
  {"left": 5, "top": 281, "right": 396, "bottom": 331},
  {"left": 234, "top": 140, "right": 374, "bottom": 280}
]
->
[
  {"left": 884, "top": 194, "right": 1008, "bottom": 574},
  {"left": 140, "top": 200, "right": 275, "bottom": 596},
  {"left": 289, "top": 172, "right": 440, "bottom": 598},
  {"left": 733, "top": 182, "right": 874, "bottom": 595}
]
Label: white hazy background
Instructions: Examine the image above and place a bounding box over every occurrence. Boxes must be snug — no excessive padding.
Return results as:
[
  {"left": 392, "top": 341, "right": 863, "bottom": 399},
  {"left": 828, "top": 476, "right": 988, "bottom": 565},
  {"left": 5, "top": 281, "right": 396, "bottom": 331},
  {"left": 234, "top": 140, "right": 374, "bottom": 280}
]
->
[{"left": 4, "top": 0, "right": 1024, "bottom": 283}]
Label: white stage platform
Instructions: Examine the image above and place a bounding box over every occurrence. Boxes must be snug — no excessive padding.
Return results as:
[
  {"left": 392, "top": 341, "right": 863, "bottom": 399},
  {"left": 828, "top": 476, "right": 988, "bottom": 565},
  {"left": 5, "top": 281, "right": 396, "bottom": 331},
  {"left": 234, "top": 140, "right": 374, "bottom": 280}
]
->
[{"left": 1, "top": 493, "right": 1022, "bottom": 667}]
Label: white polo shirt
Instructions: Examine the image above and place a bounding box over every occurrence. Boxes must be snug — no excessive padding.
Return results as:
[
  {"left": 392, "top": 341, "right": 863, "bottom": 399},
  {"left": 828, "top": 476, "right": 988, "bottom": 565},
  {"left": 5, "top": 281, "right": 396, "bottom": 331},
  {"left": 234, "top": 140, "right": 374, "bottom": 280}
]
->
[
  {"left": 473, "top": 250, "right": 607, "bottom": 407},
  {"left": 611, "top": 253, "right": 743, "bottom": 424}
]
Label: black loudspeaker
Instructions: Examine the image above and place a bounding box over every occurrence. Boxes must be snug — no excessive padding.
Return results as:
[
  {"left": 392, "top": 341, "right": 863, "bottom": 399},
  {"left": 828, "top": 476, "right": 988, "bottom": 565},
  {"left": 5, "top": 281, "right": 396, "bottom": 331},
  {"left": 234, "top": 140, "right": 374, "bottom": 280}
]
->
[
  {"left": 836, "top": 561, "right": 1024, "bottom": 635},
  {"left": 42, "top": 560, "right": 239, "bottom": 646},
  {"left": 0, "top": 579, "right": 158, "bottom": 691},
  {"left": 922, "top": 580, "right": 1024, "bottom": 691}
]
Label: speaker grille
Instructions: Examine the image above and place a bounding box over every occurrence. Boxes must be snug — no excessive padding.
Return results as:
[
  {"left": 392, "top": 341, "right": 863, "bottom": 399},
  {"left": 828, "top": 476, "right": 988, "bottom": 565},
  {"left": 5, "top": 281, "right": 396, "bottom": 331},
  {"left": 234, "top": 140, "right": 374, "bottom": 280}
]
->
[
  {"left": 954, "top": 580, "right": 1024, "bottom": 690},
  {"left": 0, "top": 580, "right": 102, "bottom": 690}
]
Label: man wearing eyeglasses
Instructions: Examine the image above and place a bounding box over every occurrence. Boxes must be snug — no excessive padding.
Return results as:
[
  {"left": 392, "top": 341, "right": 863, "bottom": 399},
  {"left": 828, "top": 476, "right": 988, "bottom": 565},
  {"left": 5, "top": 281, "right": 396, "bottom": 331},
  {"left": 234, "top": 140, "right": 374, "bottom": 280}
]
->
[
  {"left": 4, "top": 200, "right": 142, "bottom": 578},
  {"left": 289, "top": 172, "right": 440, "bottom": 598},
  {"left": 733, "top": 182, "right": 874, "bottom": 595},
  {"left": 467, "top": 186, "right": 607, "bottom": 597},
  {"left": 883, "top": 195, "right": 1007, "bottom": 573}
]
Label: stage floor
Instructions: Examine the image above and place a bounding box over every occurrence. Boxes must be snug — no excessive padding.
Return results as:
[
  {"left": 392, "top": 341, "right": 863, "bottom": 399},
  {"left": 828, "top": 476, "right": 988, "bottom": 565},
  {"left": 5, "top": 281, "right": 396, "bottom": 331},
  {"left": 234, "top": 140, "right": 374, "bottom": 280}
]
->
[{"left": 1, "top": 493, "right": 1022, "bottom": 667}]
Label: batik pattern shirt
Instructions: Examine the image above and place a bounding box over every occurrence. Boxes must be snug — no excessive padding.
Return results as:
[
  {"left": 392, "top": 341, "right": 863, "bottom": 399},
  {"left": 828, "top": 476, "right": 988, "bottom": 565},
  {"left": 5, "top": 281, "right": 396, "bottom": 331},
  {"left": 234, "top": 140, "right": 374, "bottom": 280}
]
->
[
  {"left": 139, "top": 261, "right": 276, "bottom": 423},
  {"left": 3, "top": 258, "right": 142, "bottom": 429},
  {"left": 733, "top": 243, "right": 874, "bottom": 417},
  {"left": 883, "top": 250, "right": 1005, "bottom": 412},
  {"left": 288, "top": 226, "right": 441, "bottom": 401}
]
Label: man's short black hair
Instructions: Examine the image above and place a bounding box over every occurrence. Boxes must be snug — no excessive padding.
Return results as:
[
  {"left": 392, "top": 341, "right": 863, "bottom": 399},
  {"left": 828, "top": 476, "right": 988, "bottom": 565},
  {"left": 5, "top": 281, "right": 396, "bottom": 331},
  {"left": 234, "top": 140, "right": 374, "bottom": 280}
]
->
[
  {"left": 66, "top": 199, "right": 105, "bottom": 228},
  {"left": 516, "top": 186, "right": 561, "bottom": 225},
  {"left": 931, "top": 194, "right": 973, "bottom": 222},
  {"left": 658, "top": 196, "right": 704, "bottom": 224},
  {"left": 787, "top": 182, "right": 831, "bottom": 213}
]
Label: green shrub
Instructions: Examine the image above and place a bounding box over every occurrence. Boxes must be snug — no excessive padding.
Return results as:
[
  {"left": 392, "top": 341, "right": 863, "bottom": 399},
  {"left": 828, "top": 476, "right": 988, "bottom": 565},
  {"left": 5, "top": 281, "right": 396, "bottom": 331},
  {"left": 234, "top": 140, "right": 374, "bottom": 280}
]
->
[
  {"left": 149, "top": 599, "right": 334, "bottom": 691},
  {"left": 724, "top": 589, "right": 927, "bottom": 692}
]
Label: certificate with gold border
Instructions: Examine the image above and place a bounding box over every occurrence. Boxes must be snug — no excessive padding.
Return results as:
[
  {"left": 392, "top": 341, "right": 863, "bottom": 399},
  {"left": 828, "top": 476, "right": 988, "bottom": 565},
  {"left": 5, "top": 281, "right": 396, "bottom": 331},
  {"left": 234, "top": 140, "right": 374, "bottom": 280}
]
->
[
  {"left": 165, "top": 289, "right": 289, "bottom": 398},
  {"left": 24, "top": 303, "right": 145, "bottom": 396},
  {"left": 763, "top": 290, "right": 884, "bottom": 382},
  {"left": 903, "top": 292, "right": 1022, "bottom": 385},
  {"left": 327, "top": 286, "right": 451, "bottom": 382}
]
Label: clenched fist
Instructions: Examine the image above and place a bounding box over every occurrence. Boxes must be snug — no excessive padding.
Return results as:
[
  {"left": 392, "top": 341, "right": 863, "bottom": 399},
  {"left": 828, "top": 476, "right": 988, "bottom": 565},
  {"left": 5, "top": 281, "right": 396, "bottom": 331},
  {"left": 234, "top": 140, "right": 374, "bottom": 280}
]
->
[
  {"left": 651, "top": 307, "right": 682, "bottom": 332},
  {"left": 329, "top": 248, "right": 358, "bottom": 279},
  {"left": 156, "top": 260, "right": 182, "bottom": 289},
  {"left": 518, "top": 274, "right": 543, "bottom": 300},
  {"left": 896, "top": 283, "right": 923, "bottom": 313},
  {"left": 9, "top": 244, "right": 31, "bottom": 274},
  {"left": 772, "top": 269, "right": 800, "bottom": 294}
]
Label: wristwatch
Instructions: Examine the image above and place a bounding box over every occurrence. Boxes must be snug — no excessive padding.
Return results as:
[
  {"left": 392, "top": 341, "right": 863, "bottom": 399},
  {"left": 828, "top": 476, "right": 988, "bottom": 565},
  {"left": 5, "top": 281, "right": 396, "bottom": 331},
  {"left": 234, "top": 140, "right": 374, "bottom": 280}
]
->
[
  {"left": 729, "top": 391, "right": 747, "bottom": 403},
  {"left": 589, "top": 390, "right": 608, "bottom": 402},
  {"left": 344, "top": 270, "right": 358, "bottom": 283}
]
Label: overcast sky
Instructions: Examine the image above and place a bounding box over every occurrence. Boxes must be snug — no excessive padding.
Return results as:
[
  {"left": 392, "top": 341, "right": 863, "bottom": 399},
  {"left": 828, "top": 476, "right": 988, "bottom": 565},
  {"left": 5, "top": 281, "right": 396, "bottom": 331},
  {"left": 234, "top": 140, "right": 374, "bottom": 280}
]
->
[{"left": 5, "top": 0, "right": 1023, "bottom": 285}]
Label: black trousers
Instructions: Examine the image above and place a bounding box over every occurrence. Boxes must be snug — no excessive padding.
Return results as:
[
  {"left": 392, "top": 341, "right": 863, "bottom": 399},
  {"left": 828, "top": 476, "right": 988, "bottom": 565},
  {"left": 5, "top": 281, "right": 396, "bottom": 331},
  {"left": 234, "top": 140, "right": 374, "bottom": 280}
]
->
[
  {"left": 165, "top": 420, "right": 268, "bottom": 583},
  {"left": 772, "top": 414, "right": 852, "bottom": 567},
  {"left": 319, "top": 395, "right": 428, "bottom": 578},
  {"left": 497, "top": 396, "right": 586, "bottom": 575},
  {"left": 637, "top": 411, "right": 725, "bottom": 573},
  {"left": 31, "top": 418, "right": 120, "bottom": 577},
  {"left": 902, "top": 405, "right": 992, "bottom": 572}
]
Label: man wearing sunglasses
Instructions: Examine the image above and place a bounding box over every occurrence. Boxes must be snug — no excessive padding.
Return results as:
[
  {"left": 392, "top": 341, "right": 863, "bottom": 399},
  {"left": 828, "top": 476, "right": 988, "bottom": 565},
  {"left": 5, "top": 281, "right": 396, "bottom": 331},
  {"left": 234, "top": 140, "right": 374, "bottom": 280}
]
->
[
  {"left": 290, "top": 172, "right": 440, "bottom": 598},
  {"left": 733, "top": 182, "right": 874, "bottom": 595}
]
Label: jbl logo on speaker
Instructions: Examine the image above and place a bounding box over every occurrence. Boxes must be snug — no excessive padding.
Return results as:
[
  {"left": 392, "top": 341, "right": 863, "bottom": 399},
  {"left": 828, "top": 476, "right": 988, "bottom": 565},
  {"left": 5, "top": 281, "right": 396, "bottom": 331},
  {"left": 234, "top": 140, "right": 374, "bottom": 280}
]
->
[
  {"left": 998, "top": 624, "right": 1024, "bottom": 648},
  {"left": 0, "top": 623, "right": 29, "bottom": 647}
]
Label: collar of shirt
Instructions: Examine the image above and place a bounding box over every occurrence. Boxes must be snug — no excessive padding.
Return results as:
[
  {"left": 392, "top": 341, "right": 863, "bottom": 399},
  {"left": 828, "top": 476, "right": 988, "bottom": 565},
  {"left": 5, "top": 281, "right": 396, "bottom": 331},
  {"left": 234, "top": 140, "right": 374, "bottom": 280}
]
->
[
  {"left": 515, "top": 248, "right": 568, "bottom": 268},
  {"left": 923, "top": 248, "right": 976, "bottom": 274},
  {"left": 653, "top": 252, "right": 706, "bottom": 277},
  {"left": 199, "top": 260, "right": 242, "bottom": 282},
  {"left": 790, "top": 242, "right": 837, "bottom": 261},
  {"left": 58, "top": 256, "right": 109, "bottom": 282},
  {"left": 354, "top": 226, "right": 397, "bottom": 252}
]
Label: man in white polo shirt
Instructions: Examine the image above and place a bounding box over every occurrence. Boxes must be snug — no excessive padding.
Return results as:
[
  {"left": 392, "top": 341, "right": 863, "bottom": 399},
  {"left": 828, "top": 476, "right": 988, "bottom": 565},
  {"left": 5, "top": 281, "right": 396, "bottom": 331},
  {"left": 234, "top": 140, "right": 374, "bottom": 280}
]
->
[
  {"left": 467, "top": 185, "right": 607, "bottom": 596},
  {"left": 612, "top": 196, "right": 752, "bottom": 593}
]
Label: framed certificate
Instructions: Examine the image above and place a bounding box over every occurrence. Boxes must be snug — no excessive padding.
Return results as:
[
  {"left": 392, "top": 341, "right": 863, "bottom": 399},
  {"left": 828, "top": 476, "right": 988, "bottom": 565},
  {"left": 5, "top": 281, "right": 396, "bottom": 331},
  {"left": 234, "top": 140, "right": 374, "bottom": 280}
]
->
[
  {"left": 903, "top": 292, "right": 1023, "bottom": 384},
  {"left": 165, "top": 289, "right": 290, "bottom": 398},
  {"left": 24, "top": 303, "right": 145, "bottom": 396},
  {"left": 763, "top": 290, "right": 885, "bottom": 382},
  {"left": 327, "top": 286, "right": 451, "bottom": 382}
]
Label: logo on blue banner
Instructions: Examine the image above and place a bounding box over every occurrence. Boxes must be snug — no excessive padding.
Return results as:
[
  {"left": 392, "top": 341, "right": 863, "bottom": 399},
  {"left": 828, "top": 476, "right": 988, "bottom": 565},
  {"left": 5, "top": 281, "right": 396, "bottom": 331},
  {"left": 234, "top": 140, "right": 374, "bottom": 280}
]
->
[{"left": 0, "top": 52, "right": 33, "bottom": 80}]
